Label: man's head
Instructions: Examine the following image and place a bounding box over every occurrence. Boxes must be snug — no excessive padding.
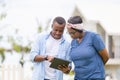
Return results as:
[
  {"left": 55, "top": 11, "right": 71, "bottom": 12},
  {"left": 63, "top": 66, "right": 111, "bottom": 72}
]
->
[{"left": 51, "top": 16, "right": 66, "bottom": 39}]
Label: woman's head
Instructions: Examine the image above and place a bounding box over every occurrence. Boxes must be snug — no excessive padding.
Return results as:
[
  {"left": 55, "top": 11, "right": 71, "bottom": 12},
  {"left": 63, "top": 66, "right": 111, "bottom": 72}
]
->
[
  {"left": 67, "top": 16, "right": 83, "bottom": 32},
  {"left": 68, "top": 16, "right": 83, "bottom": 24},
  {"left": 67, "top": 16, "right": 84, "bottom": 39}
]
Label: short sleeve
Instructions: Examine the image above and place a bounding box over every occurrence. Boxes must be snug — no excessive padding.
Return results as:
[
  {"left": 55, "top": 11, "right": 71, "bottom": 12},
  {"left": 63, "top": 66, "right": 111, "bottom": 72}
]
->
[{"left": 92, "top": 34, "right": 105, "bottom": 51}]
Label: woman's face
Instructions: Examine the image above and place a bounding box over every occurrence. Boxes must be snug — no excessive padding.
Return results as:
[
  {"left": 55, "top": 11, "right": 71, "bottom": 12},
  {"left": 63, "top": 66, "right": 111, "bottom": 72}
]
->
[{"left": 67, "top": 28, "right": 80, "bottom": 39}]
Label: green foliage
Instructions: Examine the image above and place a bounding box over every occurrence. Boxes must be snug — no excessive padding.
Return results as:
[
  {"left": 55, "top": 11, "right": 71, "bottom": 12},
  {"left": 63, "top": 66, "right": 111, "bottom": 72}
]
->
[
  {"left": 22, "top": 46, "right": 31, "bottom": 53},
  {"left": 12, "top": 43, "right": 31, "bottom": 53},
  {"left": 0, "top": 48, "right": 5, "bottom": 52},
  {"left": 0, "top": 3, "right": 7, "bottom": 20},
  {"left": 13, "top": 43, "right": 22, "bottom": 52},
  {"left": 0, "top": 47, "right": 5, "bottom": 62},
  {"left": 0, "top": 13, "right": 7, "bottom": 20},
  {"left": 0, "top": 42, "right": 30, "bottom": 63},
  {"left": 44, "top": 18, "right": 51, "bottom": 31},
  {"left": 69, "top": 70, "right": 74, "bottom": 76},
  {"left": 37, "top": 26, "right": 42, "bottom": 33}
]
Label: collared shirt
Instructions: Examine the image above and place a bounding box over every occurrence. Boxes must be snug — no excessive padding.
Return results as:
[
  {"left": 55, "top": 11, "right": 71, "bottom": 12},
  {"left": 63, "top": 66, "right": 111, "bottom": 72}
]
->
[
  {"left": 30, "top": 31, "right": 71, "bottom": 80},
  {"left": 45, "top": 35, "right": 62, "bottom": 80}
]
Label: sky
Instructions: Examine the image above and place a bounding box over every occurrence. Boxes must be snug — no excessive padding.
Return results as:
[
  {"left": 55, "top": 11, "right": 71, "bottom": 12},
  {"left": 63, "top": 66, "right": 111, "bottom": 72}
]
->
[
  {"left": 0, "top": 0, "right": 120, "bottom": 39},
  {"left": 0, "top": 0, "right": 75, "bottom": 39},
  {"left": 75, "top": 0, "right": 120, "bottom": 35}
]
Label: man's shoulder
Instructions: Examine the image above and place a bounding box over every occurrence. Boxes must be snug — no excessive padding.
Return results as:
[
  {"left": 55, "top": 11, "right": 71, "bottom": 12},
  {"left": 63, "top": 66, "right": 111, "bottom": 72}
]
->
[
  {"left": 37, "top": 31, "right": 49, "bottom": 37},
  {"left": 33, "top": 32, "right": 50, "bottom": 42},
  {"left": 63, "top": 34, "right": 72, "bottom": 43},
  {"left": 62, "top": 37, "right": 71, "bottom": 47}
]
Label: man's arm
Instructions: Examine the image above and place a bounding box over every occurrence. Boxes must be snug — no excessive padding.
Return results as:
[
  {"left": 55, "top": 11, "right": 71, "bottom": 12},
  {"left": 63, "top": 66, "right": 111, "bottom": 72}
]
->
[{"left": 34, "top": 55, "right": 48, "bottom": 62}]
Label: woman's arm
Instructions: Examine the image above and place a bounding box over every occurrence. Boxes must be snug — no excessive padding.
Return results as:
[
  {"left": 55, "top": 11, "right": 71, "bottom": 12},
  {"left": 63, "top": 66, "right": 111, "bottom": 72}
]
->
[{"left": 99, "top": 48, "right": 110, "bottom": 65}]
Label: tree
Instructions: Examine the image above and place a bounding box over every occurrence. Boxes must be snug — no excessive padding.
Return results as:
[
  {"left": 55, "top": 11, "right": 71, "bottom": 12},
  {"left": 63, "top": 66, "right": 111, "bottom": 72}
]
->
[{"left": 0, "top": 2, "right": 7, "bottom": 63}]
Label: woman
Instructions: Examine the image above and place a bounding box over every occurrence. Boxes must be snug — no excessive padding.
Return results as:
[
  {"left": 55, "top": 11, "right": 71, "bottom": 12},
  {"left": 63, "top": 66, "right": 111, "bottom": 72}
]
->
[{"left": 66, "top": 16, "right": 109, "bottom": 80}]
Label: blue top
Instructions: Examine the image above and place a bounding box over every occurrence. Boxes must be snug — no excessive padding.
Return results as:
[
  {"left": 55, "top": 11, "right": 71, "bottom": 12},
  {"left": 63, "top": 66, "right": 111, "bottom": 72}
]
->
[
  {"left": 30, "top": 31, "right": 71, "bottom": 80},
  {"left": 70, "top": 31, "right": 105, "bottom": 80}
]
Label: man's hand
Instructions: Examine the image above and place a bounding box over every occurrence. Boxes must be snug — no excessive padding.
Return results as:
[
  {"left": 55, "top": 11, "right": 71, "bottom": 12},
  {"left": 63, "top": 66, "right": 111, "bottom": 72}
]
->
[{"left": 46, "top": 56, "right": 54, "bottom": 62}]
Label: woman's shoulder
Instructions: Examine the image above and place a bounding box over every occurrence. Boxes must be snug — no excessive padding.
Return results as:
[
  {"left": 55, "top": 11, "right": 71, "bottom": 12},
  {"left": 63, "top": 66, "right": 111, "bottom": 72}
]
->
[
  {"left": 87, "top": 31, "right": 97, "bottom": 35},
  {"left": 86, "top": 31, "right": 99, "bottom": 37}
]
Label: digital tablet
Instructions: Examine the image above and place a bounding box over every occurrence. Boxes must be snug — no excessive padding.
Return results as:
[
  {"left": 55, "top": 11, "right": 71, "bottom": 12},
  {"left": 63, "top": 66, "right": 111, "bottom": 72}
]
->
[{"left": 49, "top": 57, "right": 71, "bottom": 70}]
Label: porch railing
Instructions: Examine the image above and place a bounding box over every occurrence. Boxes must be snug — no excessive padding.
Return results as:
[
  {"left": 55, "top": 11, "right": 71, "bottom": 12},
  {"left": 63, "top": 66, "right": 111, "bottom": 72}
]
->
[{"left": 0, "top": 64, "right": 24, "bottom": 80}]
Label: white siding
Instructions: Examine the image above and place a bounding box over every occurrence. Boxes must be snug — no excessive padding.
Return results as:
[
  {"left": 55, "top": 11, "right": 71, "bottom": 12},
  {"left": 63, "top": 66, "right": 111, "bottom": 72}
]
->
[{"left": 113, "top": 36, "right": 120, "bottom": 58}]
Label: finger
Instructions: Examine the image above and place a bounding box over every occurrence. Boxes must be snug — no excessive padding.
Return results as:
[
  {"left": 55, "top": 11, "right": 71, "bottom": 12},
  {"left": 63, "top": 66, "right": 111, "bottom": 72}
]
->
[{"left": 61, "top": 64, "right": 67, "bottom": 68}]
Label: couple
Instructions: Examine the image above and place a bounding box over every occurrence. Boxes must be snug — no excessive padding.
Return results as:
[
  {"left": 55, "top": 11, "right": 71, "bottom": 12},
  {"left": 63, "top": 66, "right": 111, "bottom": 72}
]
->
[{"left": 30, "top": 16, "right": 109, "bottom": 80}]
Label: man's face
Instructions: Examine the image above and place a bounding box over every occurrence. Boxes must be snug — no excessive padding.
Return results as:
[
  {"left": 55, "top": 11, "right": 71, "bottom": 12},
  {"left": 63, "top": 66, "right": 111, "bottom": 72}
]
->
[{"left": 51, "top": 22, "right": 65, "bottom": 39}]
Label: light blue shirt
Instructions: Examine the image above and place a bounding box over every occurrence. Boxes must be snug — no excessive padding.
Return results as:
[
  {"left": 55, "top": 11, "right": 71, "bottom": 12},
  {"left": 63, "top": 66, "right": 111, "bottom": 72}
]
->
[
  {"left": 30, "top": 31, "right": 71, "bottom": 80},
  {"left": 70, "top": 31, "right": 105, "bottom": 80}
]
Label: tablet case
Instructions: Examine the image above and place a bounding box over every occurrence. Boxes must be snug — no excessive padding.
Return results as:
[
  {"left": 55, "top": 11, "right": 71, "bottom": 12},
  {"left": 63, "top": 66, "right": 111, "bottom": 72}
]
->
[{"left": 49, "top": 57, "right": 71, "bottom": 70}]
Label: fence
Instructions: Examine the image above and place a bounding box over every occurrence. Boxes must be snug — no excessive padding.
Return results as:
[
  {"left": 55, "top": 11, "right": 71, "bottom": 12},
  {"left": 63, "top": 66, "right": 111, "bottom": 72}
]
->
[{"left": 0, "top": 64, "right": 24, "bottom": 80}]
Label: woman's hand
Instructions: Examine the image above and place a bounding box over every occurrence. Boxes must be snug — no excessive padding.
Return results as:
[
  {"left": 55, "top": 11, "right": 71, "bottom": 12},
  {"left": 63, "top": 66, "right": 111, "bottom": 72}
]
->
[{"left": 58, "top": 65, "right": 71, "bottom": 74}]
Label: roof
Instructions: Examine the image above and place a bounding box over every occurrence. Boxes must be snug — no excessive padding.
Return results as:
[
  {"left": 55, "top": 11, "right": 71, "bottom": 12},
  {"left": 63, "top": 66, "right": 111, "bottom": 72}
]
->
[{"left": 75, "top": 1, "right": 120, "bottom": 35}]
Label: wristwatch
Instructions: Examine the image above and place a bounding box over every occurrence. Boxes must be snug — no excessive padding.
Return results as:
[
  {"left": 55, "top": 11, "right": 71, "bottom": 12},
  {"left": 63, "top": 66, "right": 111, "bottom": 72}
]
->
[{"left": 44, "top": 55, "right": 48, "bottom": 60}]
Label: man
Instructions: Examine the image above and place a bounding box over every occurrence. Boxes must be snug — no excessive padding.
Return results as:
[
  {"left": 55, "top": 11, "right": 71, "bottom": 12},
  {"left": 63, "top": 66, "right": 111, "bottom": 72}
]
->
[{"left": 30, "top": 16, "right": 71, "bottom": 80}]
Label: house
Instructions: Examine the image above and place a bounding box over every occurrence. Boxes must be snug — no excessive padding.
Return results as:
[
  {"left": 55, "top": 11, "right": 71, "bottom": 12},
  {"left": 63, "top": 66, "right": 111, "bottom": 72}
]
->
[{"left": 71, "top": 2, "right": 120, "bottom": 80}]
